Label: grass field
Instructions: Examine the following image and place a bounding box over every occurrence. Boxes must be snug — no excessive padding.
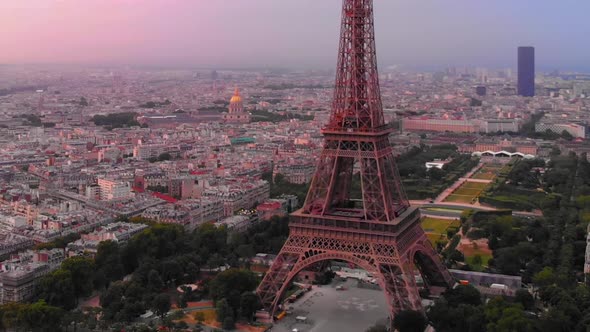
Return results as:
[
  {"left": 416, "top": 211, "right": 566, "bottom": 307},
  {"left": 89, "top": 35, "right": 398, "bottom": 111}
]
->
[
  {"left": 470, "top": 164, "right": 504, "bottom": 181},
  {"left": 422, "top": 217, "right": 460, "bottom": 246},
  {"left": 471, "top": 171, "right": 496, "bottom": 180},
  {"left": 459, "top": 239, "right": 493, "bottom": 271},
  {"left": 444, "top": 181, "right": 488, "bottom": 204},
  {"left": 180, "top": 309, "right": 217, "bottom": 326},
  {"left": 465, "top": 253, "right": 493, "bottom": 268}
]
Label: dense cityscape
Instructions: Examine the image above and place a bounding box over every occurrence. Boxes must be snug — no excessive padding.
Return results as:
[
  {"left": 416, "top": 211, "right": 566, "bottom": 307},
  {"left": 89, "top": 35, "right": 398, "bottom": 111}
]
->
[{"left": 1, "top": 1, "right": 590, "bottom": 332}]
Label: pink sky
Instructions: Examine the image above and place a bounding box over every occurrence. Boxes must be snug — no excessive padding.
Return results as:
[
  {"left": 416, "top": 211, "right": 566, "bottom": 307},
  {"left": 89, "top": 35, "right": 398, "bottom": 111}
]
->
[
  {"left": 3, "top": 1, "right": 220, "bottom": 63},
  {"left": 1, "top": 0, "right": 588, "bottom": 69},
  {"left": 0, "top": 0, "right": 340, "bottom": 67}
]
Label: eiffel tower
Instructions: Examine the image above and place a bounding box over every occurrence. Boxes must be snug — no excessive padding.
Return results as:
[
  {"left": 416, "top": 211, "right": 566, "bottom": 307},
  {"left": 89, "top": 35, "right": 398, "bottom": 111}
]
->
[{"left": 256, "top": 0, "right": 453, "bottom": 323}]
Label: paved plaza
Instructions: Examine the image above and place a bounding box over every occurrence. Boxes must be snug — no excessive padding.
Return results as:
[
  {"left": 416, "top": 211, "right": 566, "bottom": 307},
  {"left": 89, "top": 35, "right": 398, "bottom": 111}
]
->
[{"left": 273, "top": 279, "right": 389, "bottom": 332}]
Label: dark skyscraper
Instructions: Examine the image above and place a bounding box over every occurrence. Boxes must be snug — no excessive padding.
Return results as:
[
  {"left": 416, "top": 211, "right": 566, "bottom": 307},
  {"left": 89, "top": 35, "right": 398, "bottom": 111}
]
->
[
  {"left": 518, "top": 46, "right": 535, "bottom": 97},
  {"left": 475, "top": 86, "right": 487, "bottom": 96}
]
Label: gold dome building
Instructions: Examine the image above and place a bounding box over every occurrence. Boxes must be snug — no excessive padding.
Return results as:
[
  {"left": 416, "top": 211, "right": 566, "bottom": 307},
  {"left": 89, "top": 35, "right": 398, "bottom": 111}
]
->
[{"left": 223, "top": 88, "right": 250, "bottom": 124}]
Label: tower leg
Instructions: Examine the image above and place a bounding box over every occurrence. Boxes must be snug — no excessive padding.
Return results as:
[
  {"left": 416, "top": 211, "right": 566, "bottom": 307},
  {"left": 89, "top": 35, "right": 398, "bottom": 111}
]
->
[
  {"left": 378, "top": 263, "right": 422, "bottom": 317},
  {"left": 257, "top": 251, "right": 301, "bottom": 316},
  {"left": 410, "top": 236, "right": 455, "bottom": 288}
]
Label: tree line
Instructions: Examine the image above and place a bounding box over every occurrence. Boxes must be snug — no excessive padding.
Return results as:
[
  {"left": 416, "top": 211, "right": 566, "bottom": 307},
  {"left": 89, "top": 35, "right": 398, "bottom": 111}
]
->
[
  {"left": 428, "top": 152, "right": 590, "bottom": 331},
  {"left": 28, "top": 216, "right": 289, "bottom": 330},
  {"left": 91, "top": 112, "right": 141, "bottom": 129}
]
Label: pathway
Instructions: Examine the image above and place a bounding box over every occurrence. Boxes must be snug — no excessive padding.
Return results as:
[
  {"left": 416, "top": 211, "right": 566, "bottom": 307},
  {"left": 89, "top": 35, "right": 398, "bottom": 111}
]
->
[
  {"left": 414, "top": 201, "right": 543, "bottom": 218},
  {"left": 434, "top": 163, "right": 483, "bottom": 203}
]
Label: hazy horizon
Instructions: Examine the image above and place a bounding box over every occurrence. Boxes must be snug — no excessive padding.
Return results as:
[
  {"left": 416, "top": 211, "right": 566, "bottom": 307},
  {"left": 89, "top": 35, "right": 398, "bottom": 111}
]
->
[{"left": 2, "top": 0, "right": 589, "bottom": 72}]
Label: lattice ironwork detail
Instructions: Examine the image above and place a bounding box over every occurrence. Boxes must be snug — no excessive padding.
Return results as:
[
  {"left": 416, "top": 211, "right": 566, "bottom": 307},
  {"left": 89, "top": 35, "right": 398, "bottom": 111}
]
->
[{"left": 256, "top": 0, "right": 452, "bottom": 326}]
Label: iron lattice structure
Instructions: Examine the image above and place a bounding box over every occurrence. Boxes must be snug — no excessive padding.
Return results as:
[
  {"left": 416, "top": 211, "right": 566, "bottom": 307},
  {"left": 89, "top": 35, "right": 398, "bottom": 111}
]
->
[{"left": 257, "top": 0, "right": 453, "bottom": 322}]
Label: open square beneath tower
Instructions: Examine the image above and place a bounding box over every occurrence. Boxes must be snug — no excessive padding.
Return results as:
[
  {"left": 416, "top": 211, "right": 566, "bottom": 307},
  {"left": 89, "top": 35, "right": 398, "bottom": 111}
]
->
[{"left": 273, "top": 278, "right": 389, "bottom": 332}]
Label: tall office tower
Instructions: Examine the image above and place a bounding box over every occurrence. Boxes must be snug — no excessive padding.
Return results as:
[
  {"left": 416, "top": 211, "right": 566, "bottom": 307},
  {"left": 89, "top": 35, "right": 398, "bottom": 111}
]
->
[
  {"left": 518, "top": 46, "right": 535, "bottom": 97},
  {"left": 256, "top": 0, "right": 453, "bottom": 325},
  {"left": 476, "top": 86, "right": 487, "bottom": 96}
]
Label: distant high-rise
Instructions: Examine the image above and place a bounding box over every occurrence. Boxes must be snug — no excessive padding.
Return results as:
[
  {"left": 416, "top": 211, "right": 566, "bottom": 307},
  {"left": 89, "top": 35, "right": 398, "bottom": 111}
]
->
[
  {"left": 475, "top": 86, "right": 487, "bottom": 96},
  {"left": 517, "top": 46, "right": 535, "bottom": 97}
]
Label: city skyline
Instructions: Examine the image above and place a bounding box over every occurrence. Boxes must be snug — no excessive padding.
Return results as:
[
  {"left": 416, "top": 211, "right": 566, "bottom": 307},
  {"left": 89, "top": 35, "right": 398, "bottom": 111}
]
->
[{"left": 1, "top": 0, "right": 589, "bottom": 72}]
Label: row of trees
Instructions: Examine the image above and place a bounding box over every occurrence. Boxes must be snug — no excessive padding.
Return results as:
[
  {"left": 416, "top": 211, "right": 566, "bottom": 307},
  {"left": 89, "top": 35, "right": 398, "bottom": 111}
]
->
[
  {"left": 0, "top": 301, "right": 68, "bottom": 331},
  {"left": 139, "top": 99, "right": 171, "bottom": 109},
  {"left": 211, "top": 269, "right": 260, "bottom": 329},
  {"left": 35, "top": 233, "right": 81, "bottom": 250},
  {"left": 92, "top": 112, "right": 141, "bottom": 129},
  {"left": 397, "top": 144, "right": 479, "bottom": 199},
  {"left": 21, "top": 217, "right": 288, "bottom": 331},
  {"left": 38, "top": 256, "right": 95, "bottom": 310},
  {"left": 36, "top": 217, "right": 290, "bottom": 326},
  {"left": 14, "top": 113, "right": 56, "bottom": 127},
  {"left": 250, "top": 109, "right": 314, "bottom": 123},
  {"left": 427, "top": 285, "right": 542, "bottom": 331}
]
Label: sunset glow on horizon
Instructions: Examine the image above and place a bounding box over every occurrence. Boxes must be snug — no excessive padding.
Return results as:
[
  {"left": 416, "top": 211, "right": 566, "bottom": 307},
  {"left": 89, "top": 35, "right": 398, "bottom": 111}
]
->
[{"left": 1, "top": 0, "right": 589, "bottom": 70}]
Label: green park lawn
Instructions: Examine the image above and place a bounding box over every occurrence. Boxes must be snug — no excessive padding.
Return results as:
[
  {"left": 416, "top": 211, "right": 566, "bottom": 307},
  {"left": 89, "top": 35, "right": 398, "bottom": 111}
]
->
[
  {"left": 422, "top": 217, "right": 460, "bottom": 246},
  {"left": 444, "top": 181, "right": 488, "bottom": 204},
  {"left": 470, "top": 164, "right": 504, "bottom": 180},
  {"left": 465, "top": 252, "right": 493, "bottom": 271},
  {"left": 471, "top": 171, "right": 496, "bottom": 180},
  {"left": 444, "top": 194, "right": 475, "bottom": 203},
  {"left": 460, "top": 239, "right": 493, "bottom": 271}
]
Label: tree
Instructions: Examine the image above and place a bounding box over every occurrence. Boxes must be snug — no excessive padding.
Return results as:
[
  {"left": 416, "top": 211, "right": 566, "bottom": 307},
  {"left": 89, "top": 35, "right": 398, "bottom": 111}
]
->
[
  {"left": 444, "top": 285, "right": 482, "bottom": 307},
  {"left": 209, "top": 269, "right": 258, "bottom": 302},
  {"left": 393, "top": 310, "right": 427, "bottom": 332},
  {"left": 61, "top": 310, "right": 85, "bottom": 332},
  {"left": 428, "top": 167, "right": 445, "bottom": 181},
  {"left": 152, "top": 294, "right": 171, "bottom": 321},
  {"left": 158, "top": 153, "right": 172, "bottom": 161},
  {"left": 428, "top": 300, "right": 486, "bottom": 332},
  {"left": 216, "top": 299, "right": 232, "bottom": 323},
  {"left": 179, "top": 293, "right": 188, "bottom": 309},
  {"left": 239, "top": 292, "right": 259, "bottom": 321},
  {"left": 222, "top": 316, "right": 235, "bottom": 330},
  {"left": 18, "top": 300, "right": 64, "bottom": 331},
  {"left": 99, "top": 281, "right": 125, "bottom": 322},
  {"left": 60, "top": 256, "right": 95, "bottom": 300},
  {"left": 484, "top": 297, "right": 536, "bottom": 332},
  {"left": 492, "top": 247, "right": 522, "bottom": 275},
  {"left": 95, "top": 240, "right": 124, "bottom": 285},
  {"left": 38, "top": 269, "right": 77, "bottom": 310},
  {"left": 148, "top": 269, "right": 164, "bottom": 291},
  {"left": 533, "top": 267, "right": 556, "bottom": 288},
  {"left": 315, "top": 269, "right": 336, "bottom": 285},
  {"left": 514, "top": 289, "right": 535, "bottom": 310},
  {"left": 185, "top": 262, "right": 200, "bottom": 283},
  {"left": 92, "top": 112, "right": 139, "bottom": 128},
  {"left": 161, "top": 259, "right": 183, "bottom": 286}
]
